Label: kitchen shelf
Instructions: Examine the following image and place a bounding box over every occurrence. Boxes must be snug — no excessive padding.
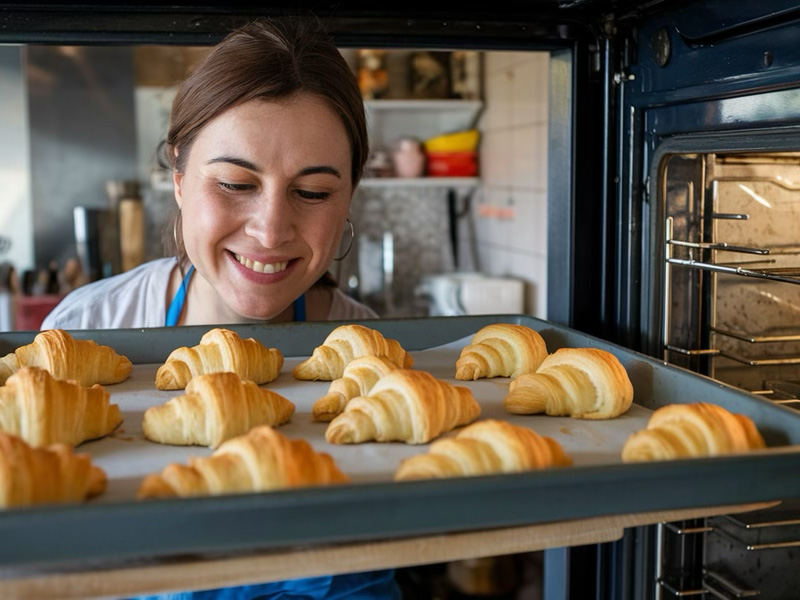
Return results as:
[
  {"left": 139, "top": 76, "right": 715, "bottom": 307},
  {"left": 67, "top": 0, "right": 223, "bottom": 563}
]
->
[
  {"left": 364, "top": 99, "right": 483, "bottom": 114},
  {"left": 359, "top": 176, "right": 479, "bottom": 189},
  {"left": 364, "top": 99, "right": 483, "bottom": 150}
]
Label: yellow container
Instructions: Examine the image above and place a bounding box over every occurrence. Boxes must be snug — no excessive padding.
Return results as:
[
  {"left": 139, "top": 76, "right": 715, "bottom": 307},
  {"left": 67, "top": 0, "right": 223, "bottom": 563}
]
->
[{"left": 424, "top": 129, "right": 480, "bottom": 153}]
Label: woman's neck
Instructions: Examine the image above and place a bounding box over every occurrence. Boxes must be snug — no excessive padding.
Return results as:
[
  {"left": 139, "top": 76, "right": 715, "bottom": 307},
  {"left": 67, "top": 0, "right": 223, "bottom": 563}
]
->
[
  {"left": 166, "top": 264, "right": 334, "bottom": 325},
  {"left": 167, "top": 264, "right": 294, "bottom": 326}
]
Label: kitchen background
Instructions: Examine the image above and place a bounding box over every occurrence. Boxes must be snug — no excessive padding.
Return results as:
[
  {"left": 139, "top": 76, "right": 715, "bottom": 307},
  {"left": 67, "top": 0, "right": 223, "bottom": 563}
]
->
[{"left": 0, "top": 42, "right": 550, "bottom": 330}]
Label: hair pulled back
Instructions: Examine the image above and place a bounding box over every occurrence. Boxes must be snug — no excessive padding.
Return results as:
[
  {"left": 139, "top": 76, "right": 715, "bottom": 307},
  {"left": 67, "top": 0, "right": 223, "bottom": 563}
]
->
[{"left": 166, "top": 18, "right": 367, "bottom": 185}]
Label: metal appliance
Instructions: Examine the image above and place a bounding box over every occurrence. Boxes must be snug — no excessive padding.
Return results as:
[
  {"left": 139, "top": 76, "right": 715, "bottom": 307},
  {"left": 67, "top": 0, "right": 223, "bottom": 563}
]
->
[
  {"left": 5, "top": 1, "right": 800, "bottom": 598},
  {"left": 419, "top": 272, "right": 525, "bottom": 316}
]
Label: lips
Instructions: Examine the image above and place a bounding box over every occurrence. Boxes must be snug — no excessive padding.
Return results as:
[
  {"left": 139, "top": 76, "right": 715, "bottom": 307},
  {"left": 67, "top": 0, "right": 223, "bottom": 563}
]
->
[{"left": 233, "top": 253, "right": 289, "bottom": 274}]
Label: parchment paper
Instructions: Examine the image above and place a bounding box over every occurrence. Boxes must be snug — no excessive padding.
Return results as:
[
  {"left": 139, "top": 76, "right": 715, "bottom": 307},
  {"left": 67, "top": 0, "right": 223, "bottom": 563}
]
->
[{"left": 85, "top": 335, "right": 654, "bottom": 504}]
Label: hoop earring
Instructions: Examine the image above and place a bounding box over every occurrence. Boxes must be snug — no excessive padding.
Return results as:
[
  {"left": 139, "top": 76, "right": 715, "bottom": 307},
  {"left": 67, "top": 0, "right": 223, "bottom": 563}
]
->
[
  {"left": 334, "top": 218, "right": 354, "bottom": 261},
  {"left": 173, "top": 210, "right": 186, "bottom": 264},
  {"left": 172, "top": 214, "right": 180, "bottom": 252}
]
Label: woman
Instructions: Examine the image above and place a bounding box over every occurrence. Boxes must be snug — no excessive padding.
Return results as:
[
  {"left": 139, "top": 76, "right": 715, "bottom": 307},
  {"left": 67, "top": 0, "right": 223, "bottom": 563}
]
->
[
  {"left": 43, "top": 16, "right": 376, "bottom": 330},
  {"left": 43, "top": 17, "right": 398, "bottom": 600}
]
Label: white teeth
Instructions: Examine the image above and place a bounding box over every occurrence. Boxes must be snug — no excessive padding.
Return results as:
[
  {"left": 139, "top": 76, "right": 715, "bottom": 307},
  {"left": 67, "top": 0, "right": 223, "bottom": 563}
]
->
[{"left": 234, "top": 254, "right": 288, "bottom": 274}]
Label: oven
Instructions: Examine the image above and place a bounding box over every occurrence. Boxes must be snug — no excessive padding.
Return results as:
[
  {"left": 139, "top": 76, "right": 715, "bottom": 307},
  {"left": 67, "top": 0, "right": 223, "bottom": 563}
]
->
[
  {"left": 595, "top": 1, "right": 800, "bottom": 598},
  {"left": 4, "top": 1, "right": 800, "bottom": 599}
]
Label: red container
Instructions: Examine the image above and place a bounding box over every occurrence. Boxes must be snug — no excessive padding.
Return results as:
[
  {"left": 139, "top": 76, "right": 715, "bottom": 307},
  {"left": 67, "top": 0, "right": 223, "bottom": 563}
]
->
[
  {"left": 15, "top": 295, "right": 62, "bottom": 331},
  {"left": 425, "top": 151, "right": 478, "bottom": 177}
]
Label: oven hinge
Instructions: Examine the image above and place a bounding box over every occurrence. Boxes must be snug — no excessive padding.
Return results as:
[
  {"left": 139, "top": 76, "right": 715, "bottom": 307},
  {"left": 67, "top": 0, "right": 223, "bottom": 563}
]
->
[{"left": 613, "top": 70, "right": 635, "bottom": 84}]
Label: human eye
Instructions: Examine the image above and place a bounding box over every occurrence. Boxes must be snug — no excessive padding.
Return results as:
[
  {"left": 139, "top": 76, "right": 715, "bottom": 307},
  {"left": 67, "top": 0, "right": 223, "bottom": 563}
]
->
[
  {"left": 295, "top": 189, "right": 332, "bottom": 201},
  {"left": 218, "top": 181, "right": 256, "bottom": 192}
]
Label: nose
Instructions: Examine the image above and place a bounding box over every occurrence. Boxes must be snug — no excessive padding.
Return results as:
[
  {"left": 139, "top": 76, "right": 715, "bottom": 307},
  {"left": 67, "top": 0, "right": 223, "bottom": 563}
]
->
[{"left": 243, "top": 189, "right": 296, "bottom": 249}]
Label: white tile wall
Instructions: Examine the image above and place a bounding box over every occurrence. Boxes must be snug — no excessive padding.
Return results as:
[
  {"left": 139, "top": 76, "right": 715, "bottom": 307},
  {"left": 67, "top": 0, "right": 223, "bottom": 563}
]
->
[{"left": 475, "top": 51, "right": 549, "bottom": 318}]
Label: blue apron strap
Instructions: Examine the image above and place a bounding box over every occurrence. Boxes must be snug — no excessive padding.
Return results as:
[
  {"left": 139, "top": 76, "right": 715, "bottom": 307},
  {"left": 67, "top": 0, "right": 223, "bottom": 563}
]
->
[
  {"left": 165, "top": 265, "right": 195, "bottom": 327},
  {"left": 293, "top": 293, "right": 306, "bottom": 322}
]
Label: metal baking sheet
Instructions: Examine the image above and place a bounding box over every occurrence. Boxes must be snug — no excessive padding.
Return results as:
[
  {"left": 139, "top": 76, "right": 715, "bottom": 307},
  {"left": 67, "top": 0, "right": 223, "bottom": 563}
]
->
[{"left": 1, "top": 314, "right": 800, "bottom": 568}]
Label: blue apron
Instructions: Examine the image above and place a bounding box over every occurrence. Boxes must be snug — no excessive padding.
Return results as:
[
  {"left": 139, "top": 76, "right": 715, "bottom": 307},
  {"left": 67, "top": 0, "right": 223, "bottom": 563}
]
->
[{"left": 147, "top": 265, "right": 399, "bottom": 600}]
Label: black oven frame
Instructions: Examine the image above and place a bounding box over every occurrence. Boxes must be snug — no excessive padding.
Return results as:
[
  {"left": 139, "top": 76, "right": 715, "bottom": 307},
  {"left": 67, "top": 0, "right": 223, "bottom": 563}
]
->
[{"left": 607, "top": 2, "right": 800, "bottom": 599}]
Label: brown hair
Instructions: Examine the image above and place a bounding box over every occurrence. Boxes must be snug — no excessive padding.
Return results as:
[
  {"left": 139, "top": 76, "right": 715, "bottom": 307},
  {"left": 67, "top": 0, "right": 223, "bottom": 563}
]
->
[{"left": 163, "top": 17, "right": 367, "bottom": 273}]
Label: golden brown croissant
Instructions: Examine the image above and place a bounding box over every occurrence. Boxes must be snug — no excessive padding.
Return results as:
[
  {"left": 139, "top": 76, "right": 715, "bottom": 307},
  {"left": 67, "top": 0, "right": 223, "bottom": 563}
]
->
[
  {"left": 155, "top": 328, "right": 284, "bottom": 390},
  {"left": 143, "top": 372, "right": 295, "bottom": 448},
  {"left": 0, "top": 353, "right": 19, "bottom": 386},
  {"left": 0, "top": 329, "right": 131, "bottom": 387},
  {"left": 0, "top": 367, "right": 122, "bottom": 447},
  {"left": 621, "top": 402, "right": 766, "bottom": 462},
  {"left": 292, "top": 324, "right": 414, "bottom": 381},
  {"left": 137, "top": 425, "right": 348, "bottom": 499},
  {"left": 325, "top": 369, "right": 481, "bottom": 445},
  {"left": 0, "top": 431, "right": 106, "bottom": 508},
  {"left": 504, "top": 347, "right": 633, "bottom": 419},
  {"left": 455, "top": 324, "right": 548, "bottom": 381},
  {"left": 395, "top": 419, "right": 572, "bottom": 480},
  {"left": 312, "top": 355, "right": 398, "bottom": 422}
]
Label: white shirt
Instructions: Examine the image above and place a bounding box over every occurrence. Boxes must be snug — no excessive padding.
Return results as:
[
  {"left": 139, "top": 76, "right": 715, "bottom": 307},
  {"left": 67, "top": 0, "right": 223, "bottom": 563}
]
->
[{"left": 41, "top": 257, "right": 377, "bottom": 330}]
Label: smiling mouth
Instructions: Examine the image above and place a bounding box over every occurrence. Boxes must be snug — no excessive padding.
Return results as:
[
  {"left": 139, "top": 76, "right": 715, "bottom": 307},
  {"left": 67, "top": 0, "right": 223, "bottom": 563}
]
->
[{"left": 233, "top": 253, "right": 290, "bottom": 274}]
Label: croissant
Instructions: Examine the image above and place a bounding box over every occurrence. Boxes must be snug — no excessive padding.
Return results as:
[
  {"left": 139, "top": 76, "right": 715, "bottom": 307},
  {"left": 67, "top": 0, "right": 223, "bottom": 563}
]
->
[
  {"left": 0, "top": 354, "right": 19, "bottom": 386},
  {"left": 137, "top": 425, "right": 348, "bottom": 499},
  {"left": 0, "top": 431, "right": 106, "bottom": 508},
  {"left": 155, "top": 328, "right": 284, "bottom": 390},
  {"left": 292, "top": 324, "right": 413, "bottom": 381},
  {"left": 325, "top": 369, "right": 481, "bottom": 445},
  {"left": 0, "top": 367, "right": 122, "bottom": 447},
  {"left": 504, "top": 347, "right": 633, "bottom": 419},
  {"left": 0, "top": 329, "right": 131, "bottom": 387},
  {"left": 621, "top": 402, "right": 766, "bottom": 462},
  {"left": 455, "top": 324, "right": 548, "bottom": 381},
  {"left": 395, "top": 419, "right": 572, "bottom": 480},
  {"left": 312, "top": 355, "right": 398, "bottom": 422},
  {"left": 143, "top": 372, "right": 295, "bottom": 448}
]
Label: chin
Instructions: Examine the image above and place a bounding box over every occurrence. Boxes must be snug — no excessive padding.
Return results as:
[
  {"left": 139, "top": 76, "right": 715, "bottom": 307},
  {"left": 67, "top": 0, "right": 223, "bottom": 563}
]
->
[{"left": 233, "top": 301, "right": 289, "bottom": 322}]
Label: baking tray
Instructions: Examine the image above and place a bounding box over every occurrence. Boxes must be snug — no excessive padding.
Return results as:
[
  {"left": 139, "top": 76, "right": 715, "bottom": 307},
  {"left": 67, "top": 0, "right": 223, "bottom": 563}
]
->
[{"left": 2, "top": 314, "right": 800, "bottom": 568}]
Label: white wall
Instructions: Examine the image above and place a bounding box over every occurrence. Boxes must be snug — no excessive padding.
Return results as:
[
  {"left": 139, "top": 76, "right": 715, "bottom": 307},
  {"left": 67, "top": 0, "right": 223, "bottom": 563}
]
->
[
  {"left": 0, "top": 46, "right": 34, "bottom": 275},
  {"left": 473, "top": 51, "right": 549, "bottom": 318}
]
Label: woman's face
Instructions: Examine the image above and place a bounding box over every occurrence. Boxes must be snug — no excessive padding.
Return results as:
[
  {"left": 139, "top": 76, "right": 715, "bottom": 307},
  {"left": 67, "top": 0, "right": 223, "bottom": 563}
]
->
[{"left": 174, "top": 93, "right": 353, "bottom": 321}]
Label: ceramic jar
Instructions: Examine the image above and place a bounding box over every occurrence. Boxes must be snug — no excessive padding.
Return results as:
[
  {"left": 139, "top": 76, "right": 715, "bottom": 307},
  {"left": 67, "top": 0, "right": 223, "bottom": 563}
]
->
[{"left": 391, "top": 137, "right": 426, "bottom": 178}]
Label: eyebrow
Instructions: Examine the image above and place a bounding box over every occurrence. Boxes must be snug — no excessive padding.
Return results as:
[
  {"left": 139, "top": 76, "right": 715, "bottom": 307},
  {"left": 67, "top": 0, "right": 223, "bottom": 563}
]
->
[
  {"left": 298, "top": 165, "right": 342, "bottom": 179},
  {"left": 207, "top": 157, "right": 341, "bottom": 179},
  {"left": 207, "top": 156, "right": 259, "bottom": 170}
]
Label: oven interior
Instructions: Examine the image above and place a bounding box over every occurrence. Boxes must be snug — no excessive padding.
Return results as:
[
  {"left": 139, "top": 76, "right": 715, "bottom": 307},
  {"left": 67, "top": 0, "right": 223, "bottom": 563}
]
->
[
  {"left": 663, "top": 151, "right": 800, "bottom": 407},
  {"left": 656, "top": 150, "right": 800, "bottom": 599}
]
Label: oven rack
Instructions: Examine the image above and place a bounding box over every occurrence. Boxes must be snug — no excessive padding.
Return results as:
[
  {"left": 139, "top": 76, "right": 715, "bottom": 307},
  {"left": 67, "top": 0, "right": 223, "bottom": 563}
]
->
[
  {"left": 663, "top": 215, "right": 800, "bottom": 402},
  {"left": 658, "top": 570, "right": 759, "bottom": 599},
  {"left": 656, "top": 507, "right": 800, "bottom": 598},
  {"left": 664, "top": 344, "right": 800, "bottom": 405},
  {"left": 666, "top": 257, "right": 800, "bottom": 286},
  {"left": 664, "top": 215, "right": 800, "bottom": 286},
  {"left": 665, "top": 344, "right": 800, "bottom": 367}
]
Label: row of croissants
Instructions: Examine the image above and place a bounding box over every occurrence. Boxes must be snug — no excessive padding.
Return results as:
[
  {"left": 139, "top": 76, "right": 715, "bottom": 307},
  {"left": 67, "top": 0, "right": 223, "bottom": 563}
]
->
[{"left": 0, "top": 324, "right": 767, "bottom": 508}]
